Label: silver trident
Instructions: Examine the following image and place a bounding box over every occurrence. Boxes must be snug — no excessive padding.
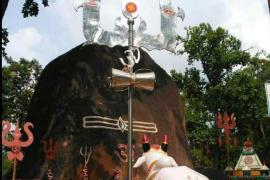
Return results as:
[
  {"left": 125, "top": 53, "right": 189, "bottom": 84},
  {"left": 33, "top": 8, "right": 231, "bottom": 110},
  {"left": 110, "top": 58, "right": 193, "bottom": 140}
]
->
[
  {"left": 79, "top": 145, "right": 92, "bottom": 180},
  {"left": 125, "top": 2, "right": 138, "bottom": 179},
  {"left": 110, "top": 1, "right": 156, "bottom": 180}
]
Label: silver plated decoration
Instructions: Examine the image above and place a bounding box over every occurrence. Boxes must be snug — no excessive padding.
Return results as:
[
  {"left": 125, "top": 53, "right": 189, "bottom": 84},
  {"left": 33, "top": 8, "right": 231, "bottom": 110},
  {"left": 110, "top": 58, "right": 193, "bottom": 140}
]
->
[
  {"left": 110, "top": 68, "right": 156, "bottom": 91},
  {"left": 74, "top": 0, "right": 185, "bottom": 53},
  {"left": 83, "top": 116, "right": 158, "bottom": 133},
  {"left": 119, "top": 48, "right": 140, "bottom": 71},
  {"left": 117, "top": 117, "right": 127, "bottom": 133}
]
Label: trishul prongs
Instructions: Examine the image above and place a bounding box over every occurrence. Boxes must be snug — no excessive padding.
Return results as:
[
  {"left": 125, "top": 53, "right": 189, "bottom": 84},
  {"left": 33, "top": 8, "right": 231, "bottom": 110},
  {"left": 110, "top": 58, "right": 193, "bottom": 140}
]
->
[
  {"left": 2, "top": 120, "right": 34, "bottom": 180},
  {"left": 80, "top": 145, "right": 92, "bottom": 166},
  {"left": 43, "top": 138, "right": 59, "bottom": 161},
  {"left": 79, "top": 145, "right": 92, "bottom": 179},
  {"left": 43, "top": 138, "right": 59, "bottom": 180}
]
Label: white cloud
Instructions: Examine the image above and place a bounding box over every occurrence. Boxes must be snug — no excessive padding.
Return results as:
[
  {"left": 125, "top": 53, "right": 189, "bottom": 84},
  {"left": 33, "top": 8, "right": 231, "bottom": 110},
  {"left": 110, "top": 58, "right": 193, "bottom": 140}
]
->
[
  {"left": 223, "top": 0, "right": 270, "bottom": 53},
  {"left": 6, "top": 27, "right": 59, "bottom": 66},
  {"left": 3, "top": 0, "right": 270, "bottom": 71},
  {"left": 45, "top": 0, "right": 84, "bottom": 44}
]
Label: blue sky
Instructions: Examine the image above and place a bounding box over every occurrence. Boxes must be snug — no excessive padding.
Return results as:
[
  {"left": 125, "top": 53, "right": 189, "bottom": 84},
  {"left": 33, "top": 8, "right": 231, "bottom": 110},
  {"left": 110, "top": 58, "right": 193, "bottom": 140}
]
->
[{"left": 3, "top": 0, "right": 270, "bottom": 73}]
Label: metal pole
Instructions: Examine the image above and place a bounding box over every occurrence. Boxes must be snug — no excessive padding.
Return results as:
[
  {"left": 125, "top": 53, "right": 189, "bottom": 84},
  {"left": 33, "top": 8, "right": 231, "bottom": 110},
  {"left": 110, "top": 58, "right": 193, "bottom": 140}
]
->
[
  {"left": 12, "top": 159, "right": 17, "bottom": 180},
  {"left": 227, "top": 142, "right": 230, "bottom": 180},
  {"left": 268, "top": 0, "right": 270, "bottom": 14},
  {"left": 127, "top": 19, "right": 134, "bottom": 180}
]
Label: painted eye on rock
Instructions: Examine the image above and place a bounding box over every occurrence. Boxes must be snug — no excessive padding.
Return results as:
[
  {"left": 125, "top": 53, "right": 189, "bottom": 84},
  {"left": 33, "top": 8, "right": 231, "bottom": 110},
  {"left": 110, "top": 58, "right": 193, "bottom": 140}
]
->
[
  {"left": 163, "top": 8, "right": 175, "bottom": 16},
  {"left": 86, "top": 0, "right": 97, "bottom": 7}
]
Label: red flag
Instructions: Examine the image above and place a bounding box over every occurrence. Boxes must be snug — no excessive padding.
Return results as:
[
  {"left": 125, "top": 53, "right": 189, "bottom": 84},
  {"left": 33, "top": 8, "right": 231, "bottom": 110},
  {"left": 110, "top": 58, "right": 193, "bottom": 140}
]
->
[
  {"left": 223, "top": 112, "right": 231, "bottom": 137},
  {"left": 230, "top": 113, "right": 236, "bottom": 129},
  {"left": 223, "top": 112, "right": 230, "bottom": 124}
]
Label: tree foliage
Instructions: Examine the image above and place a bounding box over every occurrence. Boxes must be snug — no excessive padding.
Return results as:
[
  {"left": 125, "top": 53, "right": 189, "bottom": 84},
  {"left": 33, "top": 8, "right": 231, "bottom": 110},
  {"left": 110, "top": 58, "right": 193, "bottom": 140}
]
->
[
  {"left": 22, "top": 0, "right": 49, "bottom": 18},
  {"left": 177, "top": 23, "right": 250, "bottom": 86},
  {"left": 2, "top": 153, "right": 12, "bottom": 175},
  {"left": 2, "top": 58, "right": 42, "bottom": 121},
  {"left": 173, "top": 23, "right": 270, "bottom": 169},
  {"left": 1, "top": 28, "right": 9, "bottom": 58}
]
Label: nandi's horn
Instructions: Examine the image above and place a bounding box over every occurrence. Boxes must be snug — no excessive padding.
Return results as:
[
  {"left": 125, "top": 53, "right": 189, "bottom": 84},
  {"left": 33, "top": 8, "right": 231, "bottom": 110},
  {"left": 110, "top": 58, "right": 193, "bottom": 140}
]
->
[
  {"left": 142, "top": 135, "right": 150, "bottom": 152},
  {"left": 161, "top": 135, "right": 168, "bottom": 152}
]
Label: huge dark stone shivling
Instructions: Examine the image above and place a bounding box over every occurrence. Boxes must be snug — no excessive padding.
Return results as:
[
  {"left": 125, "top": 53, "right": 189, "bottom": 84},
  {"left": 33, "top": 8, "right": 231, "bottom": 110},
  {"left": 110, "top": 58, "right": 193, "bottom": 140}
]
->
[{"left": 13, "top": 44, "right": 191, "bottom": 179}]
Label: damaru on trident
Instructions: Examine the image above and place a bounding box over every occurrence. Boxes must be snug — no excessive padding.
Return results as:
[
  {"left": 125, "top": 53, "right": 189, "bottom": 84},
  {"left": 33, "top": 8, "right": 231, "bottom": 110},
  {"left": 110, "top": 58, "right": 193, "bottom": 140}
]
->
[{"left": 111, "top": 1, "right": 156, "bottom": 180}]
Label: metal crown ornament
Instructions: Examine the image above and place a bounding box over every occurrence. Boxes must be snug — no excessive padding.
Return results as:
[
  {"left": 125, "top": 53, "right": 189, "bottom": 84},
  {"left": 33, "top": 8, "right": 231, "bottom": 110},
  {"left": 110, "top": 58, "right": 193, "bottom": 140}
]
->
[{"left": 73, "top": 0, "right": 185, "bottom": 53}]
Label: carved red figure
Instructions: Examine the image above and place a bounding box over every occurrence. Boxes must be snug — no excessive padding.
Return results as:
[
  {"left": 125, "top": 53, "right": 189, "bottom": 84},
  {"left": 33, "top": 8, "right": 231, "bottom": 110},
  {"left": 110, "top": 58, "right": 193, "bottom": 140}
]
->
[
  {"left": 43, "top": 138, "right": 59, "bottom": 180},
  {"left": 43, "top": 138, "right": 59, "bottom": 161},
  {"left": 112, "top": 168, "right": 121, "bottom": 180},
  {"left": 114, "top": 143, "right": 135, "bottom": 162},
  {"left": 47, "top": 168, "right": 54, "bottom": 180}
]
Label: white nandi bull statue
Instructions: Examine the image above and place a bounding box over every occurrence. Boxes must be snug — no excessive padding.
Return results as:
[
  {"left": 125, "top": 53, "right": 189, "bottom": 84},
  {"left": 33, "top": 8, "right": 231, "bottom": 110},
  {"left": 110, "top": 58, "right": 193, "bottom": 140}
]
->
[{"left": 133, "top": 135, "right": 209, "bottom": 180}]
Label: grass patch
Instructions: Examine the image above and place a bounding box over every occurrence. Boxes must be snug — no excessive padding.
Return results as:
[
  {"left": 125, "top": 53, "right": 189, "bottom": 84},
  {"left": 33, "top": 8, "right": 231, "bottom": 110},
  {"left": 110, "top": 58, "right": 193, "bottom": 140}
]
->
[{"left": 2, "top": 152, "right": 12, "bottom": 175}]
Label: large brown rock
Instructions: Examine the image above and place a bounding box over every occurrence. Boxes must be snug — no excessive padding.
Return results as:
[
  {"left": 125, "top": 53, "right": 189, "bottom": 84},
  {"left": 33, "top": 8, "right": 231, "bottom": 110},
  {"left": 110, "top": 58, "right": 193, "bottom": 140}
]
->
[{"left": 15, "top": 44, "right": 191, "bottom": 179}]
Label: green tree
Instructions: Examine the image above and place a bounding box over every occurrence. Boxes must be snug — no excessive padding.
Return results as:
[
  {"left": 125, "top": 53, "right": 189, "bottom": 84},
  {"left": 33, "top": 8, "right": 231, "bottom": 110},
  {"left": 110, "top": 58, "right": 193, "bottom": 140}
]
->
[
  {"left": 1, "top": 28, "right": 9, "bottom": 57},
  {"left": 2, "top": 0, "right": 46, "bottom": 173},
  {"left": 171, "top": 68, "right": 217, "bottom": 167},
  {"left": 2, "top": 0, "right": 48, "bottom": 20},
  {"left": 223, "top": 58, "right": 270, "bottom": 163},
  {"left": 21, "top": 0, "right": 49, "bottom": 18},
  {"left": 2, "top": 57, "right": 43, "bottom": 121},
  {"left": 177, "top": 23, "right": 250, "bottom": 86},
  {"left": 173, "top": 23, "right": 270, "bottom": 169},
  {"left": 2, "top": 58, "right": 42, "bottom": 174}
]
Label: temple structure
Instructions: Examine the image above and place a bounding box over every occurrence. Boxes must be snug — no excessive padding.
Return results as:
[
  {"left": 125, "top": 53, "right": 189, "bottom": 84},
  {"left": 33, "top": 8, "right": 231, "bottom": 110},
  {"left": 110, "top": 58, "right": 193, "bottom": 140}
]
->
[{"left": 233, "top": 140, "right": 269, "bottom": 177}]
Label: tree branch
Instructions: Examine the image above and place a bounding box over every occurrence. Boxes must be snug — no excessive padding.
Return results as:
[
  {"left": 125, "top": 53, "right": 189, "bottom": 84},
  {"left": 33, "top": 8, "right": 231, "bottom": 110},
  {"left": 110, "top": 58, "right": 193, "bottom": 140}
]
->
[{"left": 1, "top": 0, "right": 9, "bottom": 21}]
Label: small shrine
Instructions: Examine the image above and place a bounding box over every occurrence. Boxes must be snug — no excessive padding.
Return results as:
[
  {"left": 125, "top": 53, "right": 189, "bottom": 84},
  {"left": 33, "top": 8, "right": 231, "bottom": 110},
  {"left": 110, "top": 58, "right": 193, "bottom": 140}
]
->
[{"left": 232, "top": 140, "right": 270, "bottom": 178}]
